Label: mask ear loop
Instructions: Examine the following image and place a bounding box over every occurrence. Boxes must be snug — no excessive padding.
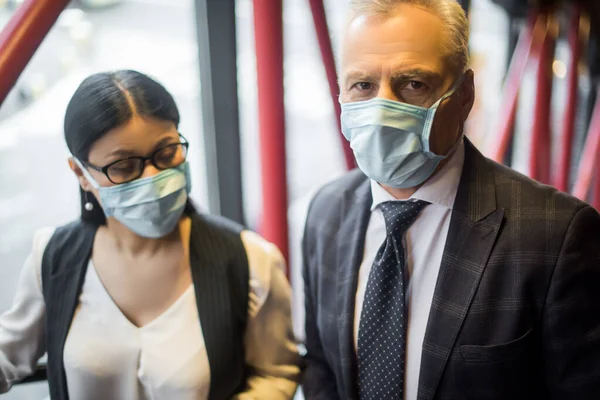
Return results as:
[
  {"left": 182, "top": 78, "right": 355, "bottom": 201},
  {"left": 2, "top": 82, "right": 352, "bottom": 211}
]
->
[
  {"left": 74, "top": 158, "right": 101, "bottom": 189},
  {"left": 434, "top": 73, "right": 467, "bottom": 109},
  {"left": 423, "top": 73, "right": 468, "bottom": 151},
  {"left": 74, "top": 158, "right": 99, "bottom": 212}
]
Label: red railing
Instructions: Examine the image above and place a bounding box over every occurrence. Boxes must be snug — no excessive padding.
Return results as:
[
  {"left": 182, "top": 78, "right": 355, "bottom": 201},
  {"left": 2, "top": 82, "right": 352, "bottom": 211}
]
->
[
  {"left": 529, "top": 11, "right": 556, "bottom": 185},
  {"left": 487, "top": 12, "right": 541, "bottom": 164},
  {"left": 0, "top": 0, "right": 70, "bottom": 105},
  {"left": 0, "top": 0, "right": 71, "bottom": 385},
  {"left": 253, "top": 0, "right": 290, "bottom": 270},
  {"left": 572, "top": 93, "right": 600, "bottom": 208},
  {"left": 254, "top": 0, "right": 358, "bottom": 272},
  {"left": 487, "top": 6, "right": 599, "bottom": 210},
  {"left": 555, "top": 7, "right": 582, "bottom": 192},
  {"left": 487, "top": 10, "right": 557, "bottom": 185},
  {"left": 309, "top": 0, "right": 356, "bottom": 170}
]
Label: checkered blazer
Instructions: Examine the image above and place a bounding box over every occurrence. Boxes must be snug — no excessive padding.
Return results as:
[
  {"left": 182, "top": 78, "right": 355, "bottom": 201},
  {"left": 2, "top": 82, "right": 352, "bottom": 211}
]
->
[{"left": 302, "top": 139, "right": 600, "bottom": 400}]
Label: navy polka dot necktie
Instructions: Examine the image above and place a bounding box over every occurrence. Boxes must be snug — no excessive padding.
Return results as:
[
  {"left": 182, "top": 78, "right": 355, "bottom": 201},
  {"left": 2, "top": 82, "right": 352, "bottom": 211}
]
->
[{"left": 357, "top": 200, "right": 429, "bottom": 400}]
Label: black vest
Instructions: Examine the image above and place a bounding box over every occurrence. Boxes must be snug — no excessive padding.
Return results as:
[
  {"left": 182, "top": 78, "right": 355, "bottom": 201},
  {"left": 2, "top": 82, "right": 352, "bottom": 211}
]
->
[{"left": 41, "top": 213, "right": 249, "bottom": 400}]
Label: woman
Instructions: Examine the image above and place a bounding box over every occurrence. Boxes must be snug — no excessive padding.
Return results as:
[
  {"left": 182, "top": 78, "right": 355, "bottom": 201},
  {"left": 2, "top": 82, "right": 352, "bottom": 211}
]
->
[{"left": 0, "top": 70, "right": 301, "bottom": 399}]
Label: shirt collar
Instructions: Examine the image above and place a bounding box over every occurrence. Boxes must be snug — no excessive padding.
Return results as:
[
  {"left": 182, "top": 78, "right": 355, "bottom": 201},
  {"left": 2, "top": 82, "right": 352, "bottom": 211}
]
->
[{"left": 370, "top": 139, "right": 465, "bottom": 211}]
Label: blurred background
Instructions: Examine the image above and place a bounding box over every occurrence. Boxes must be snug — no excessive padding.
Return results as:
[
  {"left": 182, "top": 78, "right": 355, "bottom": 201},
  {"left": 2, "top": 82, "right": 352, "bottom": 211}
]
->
[{"left": 0, "top": 0, "right": 597, "bottom": 398}]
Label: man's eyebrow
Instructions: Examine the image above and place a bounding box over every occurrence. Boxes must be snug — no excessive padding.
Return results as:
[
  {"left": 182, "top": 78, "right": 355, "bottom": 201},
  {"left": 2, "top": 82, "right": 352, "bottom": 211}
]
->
[
  {"left": 342, "top": 68, "right": 443, "bottom": 82},
  {"left": 342, "top": 69, "right": 378, "bottom": 81},
  {"left": 390, "top": 69, "right": 442, "bottom": 82}
]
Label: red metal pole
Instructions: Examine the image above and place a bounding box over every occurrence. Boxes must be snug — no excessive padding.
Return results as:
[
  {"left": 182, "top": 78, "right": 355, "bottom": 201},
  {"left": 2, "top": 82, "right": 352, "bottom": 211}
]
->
[
  {"left": 572, "top": 91, "right": 600, "bottom": 202},
  {"left": 555, "top": 7, "right": 582, "bottom": 192},
  {"left": 253, "top": 0, "right": 289, "bottom": 269},
  {"left": 488, "top": 12, "right": 540, "bottom": 163},
  {"left": 0, "top": 0, "right": 70, "bottom": 105},
  {"left": 529, "top": 11, "right": 555, "bottom": 184},
  {"left": 308, "top": 0, "right": 356, "bottom": 171}
]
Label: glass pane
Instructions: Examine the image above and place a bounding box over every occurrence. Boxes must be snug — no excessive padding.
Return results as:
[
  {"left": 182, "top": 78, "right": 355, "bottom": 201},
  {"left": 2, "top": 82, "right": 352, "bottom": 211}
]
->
[
  {"left": 0, "top": 1, "right": 205, "bottom": 397},
  {"left": 2, "top": 382, "right": 49, "bottom": 400}
]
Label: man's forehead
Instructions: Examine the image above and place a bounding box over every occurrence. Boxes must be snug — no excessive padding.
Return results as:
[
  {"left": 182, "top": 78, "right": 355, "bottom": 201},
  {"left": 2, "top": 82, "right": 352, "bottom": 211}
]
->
[
  {"left": 340, "top": 5, "right": 449, "bottom": 67},
  {"left": 343, "top": 3, "right": 444, "bottom": 30}
]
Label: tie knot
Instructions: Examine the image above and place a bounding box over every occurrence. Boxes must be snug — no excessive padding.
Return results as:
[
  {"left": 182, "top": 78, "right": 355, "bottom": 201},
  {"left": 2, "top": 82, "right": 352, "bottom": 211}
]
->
[{"left": 379, "top": 200, "right": 429, "bottom": 237}]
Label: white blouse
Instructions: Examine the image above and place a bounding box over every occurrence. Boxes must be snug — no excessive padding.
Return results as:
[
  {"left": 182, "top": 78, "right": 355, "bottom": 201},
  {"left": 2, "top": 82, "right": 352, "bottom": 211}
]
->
[{"left": 0, "top": 228, "right": 301, "bottom": 399}]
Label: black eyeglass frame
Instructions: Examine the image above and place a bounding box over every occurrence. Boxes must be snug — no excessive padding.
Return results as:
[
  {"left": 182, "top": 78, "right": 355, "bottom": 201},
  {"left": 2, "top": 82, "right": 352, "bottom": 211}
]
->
[{"left": 83, "top": 134, "right": 190, "bottom": 184}]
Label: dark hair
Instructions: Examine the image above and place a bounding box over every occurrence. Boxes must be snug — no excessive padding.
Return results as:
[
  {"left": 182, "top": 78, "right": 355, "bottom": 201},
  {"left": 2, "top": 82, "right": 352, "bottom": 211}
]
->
[{"left": 64, "top": 70, "right": 194, "bottom": 225}]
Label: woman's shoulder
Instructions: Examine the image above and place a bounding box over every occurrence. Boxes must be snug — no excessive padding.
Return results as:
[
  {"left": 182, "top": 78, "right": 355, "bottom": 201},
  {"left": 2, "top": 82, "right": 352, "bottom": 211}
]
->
[
  {"left": 189, "top": 212, "right": 282, "bottom": 260},
  {"left": 17, "top": 226, "right": 57, "bottom": 292},
  {"left": 240, "top": 229, "right": 288, "bottom": 315},
  {"left": 189, "top": 211, "right": 244, "bottom": 235},
  {"left": 189, "top": 212, "right": 289, "bottom": 315},
  {"left": 28, "top": 220, "right": 94, "bottom": 277},
  {"left": 240, "top": 230, "right": 284, "bottom": 265},
  {"left": 31, "top": 226, "right": 57, "bottom": 258}
]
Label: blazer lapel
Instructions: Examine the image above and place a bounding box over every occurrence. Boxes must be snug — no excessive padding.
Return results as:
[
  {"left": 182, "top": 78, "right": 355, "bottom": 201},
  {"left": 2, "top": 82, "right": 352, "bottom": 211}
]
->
[
  {"left": 337, "top": 178, "right": 372, "bottom": 400},
  {"left": 188, "top": 214, "right": 246, "bottom": 400},
  {"left": 418, "top": 140, "right": 504, "bottom": 400}
]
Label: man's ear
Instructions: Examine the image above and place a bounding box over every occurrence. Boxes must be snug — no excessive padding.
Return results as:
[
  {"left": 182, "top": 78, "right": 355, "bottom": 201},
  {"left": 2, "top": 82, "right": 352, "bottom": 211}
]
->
[
  {"left": 459, "top": 69, "right": 475, "bottom": 122},
  {"left": 68, "top": 157, "right": 94, "bottom": 192}
]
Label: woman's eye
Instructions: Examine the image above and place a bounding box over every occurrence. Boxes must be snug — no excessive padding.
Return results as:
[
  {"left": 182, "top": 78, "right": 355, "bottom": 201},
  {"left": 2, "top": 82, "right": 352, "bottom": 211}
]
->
[
  {"left": 156, "top": 153, "right": 175, "bottom": 164},
  {"left": 158, "top": 148, "right": 175, "bottom": 158},
  {"left": 110, "top": 160, "right": 137, "bottom": 173}
]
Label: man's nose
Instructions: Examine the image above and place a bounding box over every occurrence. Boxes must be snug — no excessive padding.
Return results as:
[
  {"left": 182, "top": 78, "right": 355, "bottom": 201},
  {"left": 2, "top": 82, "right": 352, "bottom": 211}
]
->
[{"left": 376, "top": 82, "right": 400, "bottom": 102}]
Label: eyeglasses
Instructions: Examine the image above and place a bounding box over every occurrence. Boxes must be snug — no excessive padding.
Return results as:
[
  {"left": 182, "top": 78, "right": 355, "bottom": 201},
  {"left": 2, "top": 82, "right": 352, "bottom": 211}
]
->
[{"left": 84, "top": 136, "right": 189, "bottom": 184}]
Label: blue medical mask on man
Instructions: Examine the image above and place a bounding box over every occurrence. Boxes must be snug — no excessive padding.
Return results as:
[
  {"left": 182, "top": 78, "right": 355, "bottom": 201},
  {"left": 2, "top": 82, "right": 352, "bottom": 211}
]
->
[
  {"left": 341, "top": 75, "right": 465, "bottom": 189},
  {"left": 76, "top": 159, "right": 191, "bottom": 238}
]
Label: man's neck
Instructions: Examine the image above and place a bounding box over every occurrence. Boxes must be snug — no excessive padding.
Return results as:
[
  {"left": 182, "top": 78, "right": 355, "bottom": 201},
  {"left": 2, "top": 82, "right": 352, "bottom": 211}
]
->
[
  {"left": 379, "top": 156, "right": 453, "bottom": 200},
  {"left": 379, "top": 185, "right": 418, "bottom": 200}
]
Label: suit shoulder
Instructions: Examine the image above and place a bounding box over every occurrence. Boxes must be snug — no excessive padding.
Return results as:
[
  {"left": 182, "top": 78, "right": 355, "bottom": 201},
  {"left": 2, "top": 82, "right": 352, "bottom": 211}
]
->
[
  {"left": 487, "top": 158, "right": 587, "bottom": 215},
  {"left": 309, "top": 169, "right": 367, "bottom": 208},
  {"left": 305, "top": 169, "right": 367, "bottom": 223}
]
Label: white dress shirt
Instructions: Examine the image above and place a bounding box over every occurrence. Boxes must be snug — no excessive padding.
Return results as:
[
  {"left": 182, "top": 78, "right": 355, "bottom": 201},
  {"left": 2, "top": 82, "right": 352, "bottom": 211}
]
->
[
  {"left": 354, "top": 140, "right": 465, "bottom": 400},
  {"left": 0, "top": 228, "right": 300, "bottom": 399}
]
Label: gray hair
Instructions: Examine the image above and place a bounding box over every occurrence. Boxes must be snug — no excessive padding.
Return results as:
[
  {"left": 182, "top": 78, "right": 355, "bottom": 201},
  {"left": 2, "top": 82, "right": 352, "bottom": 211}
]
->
[{"left": 347, "top": 0, "right": 470, "bottom": 75}]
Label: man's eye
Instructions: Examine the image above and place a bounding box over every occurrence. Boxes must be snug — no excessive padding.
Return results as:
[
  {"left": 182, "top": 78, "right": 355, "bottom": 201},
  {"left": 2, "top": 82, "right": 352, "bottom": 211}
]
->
[
  {"left": 354, "top": 82, "right": 373, "bottom": 91},
  {"left": 408, "top": 81, "right": 425, "bottom": 90}
]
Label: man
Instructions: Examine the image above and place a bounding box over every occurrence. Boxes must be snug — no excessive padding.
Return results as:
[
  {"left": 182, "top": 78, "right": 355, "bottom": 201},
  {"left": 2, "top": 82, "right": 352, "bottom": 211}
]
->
[{"left": 301, "top": 1, "right": 600, "bottom": 399}]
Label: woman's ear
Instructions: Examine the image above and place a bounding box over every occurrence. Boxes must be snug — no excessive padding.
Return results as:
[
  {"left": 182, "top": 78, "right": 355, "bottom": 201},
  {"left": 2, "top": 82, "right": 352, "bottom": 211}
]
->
[{"left": 68, "top": 157, "right": 94, "bottom": 192}]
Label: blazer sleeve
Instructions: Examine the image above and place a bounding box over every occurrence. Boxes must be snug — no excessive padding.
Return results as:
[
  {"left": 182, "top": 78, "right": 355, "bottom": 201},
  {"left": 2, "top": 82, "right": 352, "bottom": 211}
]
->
[
  {"left": 301, "top": 217, "right": 340, "bottom": 400},
  {"left": 233, "top": 230, "right": 301, "bottom": 400},
  {"left": 542, "top": 205, "right": 600, "bottom": 399},
  {"left": 0, "top": 228, "right": 54, "bottom": 393}
]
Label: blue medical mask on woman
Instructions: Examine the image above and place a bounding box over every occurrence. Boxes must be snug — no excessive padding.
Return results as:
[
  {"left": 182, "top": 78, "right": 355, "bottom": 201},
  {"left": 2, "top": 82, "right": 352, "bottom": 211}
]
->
[
  {"left": 76, "top": 159, "right": 191, "bottom": 238},
  {"left": 341, "top": 75, "right": 464, "bottom": 188}
]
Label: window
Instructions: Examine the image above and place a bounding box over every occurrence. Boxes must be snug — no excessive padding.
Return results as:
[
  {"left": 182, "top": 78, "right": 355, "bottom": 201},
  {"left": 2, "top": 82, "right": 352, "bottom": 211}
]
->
[{"left": 0, "top": 1, "right": 206, "bottom": 397}]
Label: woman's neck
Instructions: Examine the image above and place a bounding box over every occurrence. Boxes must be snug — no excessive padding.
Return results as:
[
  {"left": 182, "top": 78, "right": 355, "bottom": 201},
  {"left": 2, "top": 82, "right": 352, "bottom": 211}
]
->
[{"left": 104, "top": 218, "right": 182, "bottom": 257}]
